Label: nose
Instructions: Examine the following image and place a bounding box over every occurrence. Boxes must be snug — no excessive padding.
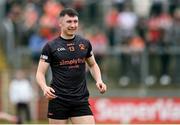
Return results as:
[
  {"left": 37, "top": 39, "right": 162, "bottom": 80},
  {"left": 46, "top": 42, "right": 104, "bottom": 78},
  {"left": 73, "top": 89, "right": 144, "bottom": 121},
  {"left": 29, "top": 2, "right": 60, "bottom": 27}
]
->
[{"left": 70, "top": 23, "right": 76, "bottom": 28}]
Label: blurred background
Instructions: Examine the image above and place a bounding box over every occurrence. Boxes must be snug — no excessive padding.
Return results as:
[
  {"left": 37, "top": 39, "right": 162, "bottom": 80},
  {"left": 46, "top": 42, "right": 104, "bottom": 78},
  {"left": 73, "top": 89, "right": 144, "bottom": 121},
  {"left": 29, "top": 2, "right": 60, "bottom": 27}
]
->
[{"left": 0, "top": 0, "right": 180, "bottom": 124}]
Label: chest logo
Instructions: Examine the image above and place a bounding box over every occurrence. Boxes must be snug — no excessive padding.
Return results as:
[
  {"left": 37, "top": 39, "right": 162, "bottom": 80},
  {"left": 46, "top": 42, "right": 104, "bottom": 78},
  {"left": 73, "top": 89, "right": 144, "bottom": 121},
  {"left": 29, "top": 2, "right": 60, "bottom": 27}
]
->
[{"left": 79, "top": 44, "right": 85, "bottom": 50}]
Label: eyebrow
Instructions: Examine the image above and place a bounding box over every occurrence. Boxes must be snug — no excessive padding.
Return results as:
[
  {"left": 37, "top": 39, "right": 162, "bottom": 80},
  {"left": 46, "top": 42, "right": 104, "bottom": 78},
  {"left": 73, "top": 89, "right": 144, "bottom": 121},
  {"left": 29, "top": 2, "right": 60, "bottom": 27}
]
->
[{"left": 66, "top": 19, "right": 78, "bottom": 22}]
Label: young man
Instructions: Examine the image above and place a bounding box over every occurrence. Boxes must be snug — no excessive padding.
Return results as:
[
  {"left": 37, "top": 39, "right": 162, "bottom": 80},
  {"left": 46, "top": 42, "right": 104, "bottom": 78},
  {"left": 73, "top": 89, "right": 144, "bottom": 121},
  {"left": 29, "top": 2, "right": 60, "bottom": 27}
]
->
[{"left": 36, "top": 8, "right": 107, "bottom": 124}]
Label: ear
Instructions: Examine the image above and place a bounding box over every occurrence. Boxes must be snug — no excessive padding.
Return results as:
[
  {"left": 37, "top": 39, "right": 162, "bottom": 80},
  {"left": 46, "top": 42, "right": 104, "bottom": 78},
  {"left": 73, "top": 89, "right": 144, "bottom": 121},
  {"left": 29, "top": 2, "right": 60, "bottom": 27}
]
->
[
  {"left": 59, "top": 23, "right": 62, "bottom": 27},
  {"left": 58, "top": 17, "right": 63, "bottom": 27}
]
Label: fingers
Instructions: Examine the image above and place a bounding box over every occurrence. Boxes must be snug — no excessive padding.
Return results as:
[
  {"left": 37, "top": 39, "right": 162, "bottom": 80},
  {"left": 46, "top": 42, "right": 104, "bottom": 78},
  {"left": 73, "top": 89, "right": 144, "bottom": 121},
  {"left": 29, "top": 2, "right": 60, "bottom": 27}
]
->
[
  {"left": 96, "top": 83, "right": 107, "bottom": 94},
  {"left": 100, "top": 84, "right": 106, "bottom": 94},
  {"left": 50, "top": 87, "right": 55, "bottom": 93},
  {"left": 44, "top": 87, "right": 57, "bottom": 100}
]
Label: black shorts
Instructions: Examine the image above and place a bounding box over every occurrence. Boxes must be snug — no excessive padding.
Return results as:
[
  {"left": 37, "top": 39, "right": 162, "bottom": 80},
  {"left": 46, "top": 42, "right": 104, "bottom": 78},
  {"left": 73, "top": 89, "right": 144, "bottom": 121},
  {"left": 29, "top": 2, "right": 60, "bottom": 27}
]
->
[{"left": 47, "top": 98, "right": 93, "bottom": 119}]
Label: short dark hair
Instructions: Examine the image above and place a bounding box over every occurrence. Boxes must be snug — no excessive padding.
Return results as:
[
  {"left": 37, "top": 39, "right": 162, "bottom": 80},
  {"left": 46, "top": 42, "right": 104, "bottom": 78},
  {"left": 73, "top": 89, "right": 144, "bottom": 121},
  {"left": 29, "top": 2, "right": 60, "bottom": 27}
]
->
[{"left": 59, "top": 8, "right": 79, "bottom": 17}]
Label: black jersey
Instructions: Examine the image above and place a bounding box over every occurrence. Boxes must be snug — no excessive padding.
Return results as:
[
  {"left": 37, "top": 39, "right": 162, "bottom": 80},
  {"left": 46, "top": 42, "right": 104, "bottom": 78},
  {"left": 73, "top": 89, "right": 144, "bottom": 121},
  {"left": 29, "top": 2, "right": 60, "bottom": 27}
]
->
[{"left": 40, "top": 35, "right": 93, "bottom": 103}]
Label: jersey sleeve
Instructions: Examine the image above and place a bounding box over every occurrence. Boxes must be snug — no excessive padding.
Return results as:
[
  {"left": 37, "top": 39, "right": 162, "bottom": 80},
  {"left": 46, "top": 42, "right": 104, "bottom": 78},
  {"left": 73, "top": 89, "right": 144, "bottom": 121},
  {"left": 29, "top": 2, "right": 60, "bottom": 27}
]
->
[
  {"left": 40, "top": 43, "right": 52, "bottom": 63},
  {"left": 86, "top": 40, "right": 93, "bottom": 58}
]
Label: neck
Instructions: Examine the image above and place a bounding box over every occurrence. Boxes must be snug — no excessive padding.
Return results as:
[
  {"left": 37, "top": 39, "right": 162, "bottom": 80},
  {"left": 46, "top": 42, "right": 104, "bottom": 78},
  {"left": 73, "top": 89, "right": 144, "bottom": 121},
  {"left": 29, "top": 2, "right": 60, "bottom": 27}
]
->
[{"left": 60, "top": 33, "right": 75, "bottom": 40}]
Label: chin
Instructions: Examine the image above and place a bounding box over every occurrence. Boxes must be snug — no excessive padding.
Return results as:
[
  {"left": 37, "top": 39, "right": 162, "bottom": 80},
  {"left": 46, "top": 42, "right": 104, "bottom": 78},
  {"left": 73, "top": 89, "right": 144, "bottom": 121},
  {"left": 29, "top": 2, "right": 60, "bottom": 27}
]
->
[
  {"left": 67, "top": 33, "right": 74, "bottom": 36},
  {"left": 68, "top": 32, "right": 76, "bottom": 36}
]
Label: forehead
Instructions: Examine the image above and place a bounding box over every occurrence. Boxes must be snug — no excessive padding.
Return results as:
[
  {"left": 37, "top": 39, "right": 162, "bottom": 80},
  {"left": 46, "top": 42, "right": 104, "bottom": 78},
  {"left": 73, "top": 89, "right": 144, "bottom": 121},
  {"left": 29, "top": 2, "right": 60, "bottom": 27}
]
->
[{"left": 62, "top": 14, "right": 78, "bottom": 21}]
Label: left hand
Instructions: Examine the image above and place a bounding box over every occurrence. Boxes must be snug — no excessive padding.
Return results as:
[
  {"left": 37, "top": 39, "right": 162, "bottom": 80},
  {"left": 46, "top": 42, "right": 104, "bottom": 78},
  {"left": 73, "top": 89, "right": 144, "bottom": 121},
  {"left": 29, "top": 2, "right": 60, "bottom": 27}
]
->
[{"left": 96, "top": 82, "right": 107, "bottom": 94}]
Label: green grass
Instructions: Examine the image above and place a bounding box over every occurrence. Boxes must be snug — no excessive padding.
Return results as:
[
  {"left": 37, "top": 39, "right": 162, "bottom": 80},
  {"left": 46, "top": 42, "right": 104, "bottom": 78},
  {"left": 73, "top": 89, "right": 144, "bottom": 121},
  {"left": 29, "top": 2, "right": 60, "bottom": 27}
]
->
[{"left": 0, "top": 120, "right": 48, "bottom": 124}]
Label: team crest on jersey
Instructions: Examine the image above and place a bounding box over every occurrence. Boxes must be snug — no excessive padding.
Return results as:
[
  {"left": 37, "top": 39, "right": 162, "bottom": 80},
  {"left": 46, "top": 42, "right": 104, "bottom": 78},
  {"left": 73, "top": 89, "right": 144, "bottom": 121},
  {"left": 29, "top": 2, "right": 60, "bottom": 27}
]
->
[{"left": 79, "top": 44, "right": 85, "bottom": 50}]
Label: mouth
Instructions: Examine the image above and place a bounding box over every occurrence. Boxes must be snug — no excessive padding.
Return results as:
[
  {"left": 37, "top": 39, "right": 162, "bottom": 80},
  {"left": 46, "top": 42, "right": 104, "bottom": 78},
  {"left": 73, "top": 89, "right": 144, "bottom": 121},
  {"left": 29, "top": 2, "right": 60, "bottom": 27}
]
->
[
  {"left": 68, "top": 29, "right": 77, "bottom": 33},
  {"left": 68, "top": 28, "right": 76, "bottom": 31},
  {"left": 66, "top": 29, "right": 76, "bottom": 35}
]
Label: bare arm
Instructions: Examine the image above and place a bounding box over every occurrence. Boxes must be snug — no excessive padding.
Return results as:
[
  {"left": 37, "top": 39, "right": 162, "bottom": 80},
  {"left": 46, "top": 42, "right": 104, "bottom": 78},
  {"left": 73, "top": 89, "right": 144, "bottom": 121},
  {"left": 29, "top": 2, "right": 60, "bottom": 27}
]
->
[
  {"left": 36, "top": 59, "right": 57, "bottom": 100},
  {"left": 86, "top": 55, "right": 107, "bottom": 94}
]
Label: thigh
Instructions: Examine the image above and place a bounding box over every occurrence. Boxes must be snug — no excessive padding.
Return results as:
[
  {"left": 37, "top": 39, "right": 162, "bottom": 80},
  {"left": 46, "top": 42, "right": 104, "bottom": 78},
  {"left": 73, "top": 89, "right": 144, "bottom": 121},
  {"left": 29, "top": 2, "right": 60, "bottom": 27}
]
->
[
  {"left": 70, "top": 115, "right": 95, "bottom": 124},
  {"left": 70, "top": 102, "right": 95, "bottom": 124},
  {"left": 49, "top": 118, "right": 68, "bottom": 124}
]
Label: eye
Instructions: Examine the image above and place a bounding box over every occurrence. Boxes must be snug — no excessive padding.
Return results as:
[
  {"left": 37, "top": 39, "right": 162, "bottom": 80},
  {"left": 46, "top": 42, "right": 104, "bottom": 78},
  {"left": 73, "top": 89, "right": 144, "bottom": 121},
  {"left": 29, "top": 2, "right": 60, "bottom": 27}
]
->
[
  {"left": 67, "top": 20, "right": 72, "bottom": 23},
  {"left": 74, "top": 20, "right": 78, "bottom": 23}
]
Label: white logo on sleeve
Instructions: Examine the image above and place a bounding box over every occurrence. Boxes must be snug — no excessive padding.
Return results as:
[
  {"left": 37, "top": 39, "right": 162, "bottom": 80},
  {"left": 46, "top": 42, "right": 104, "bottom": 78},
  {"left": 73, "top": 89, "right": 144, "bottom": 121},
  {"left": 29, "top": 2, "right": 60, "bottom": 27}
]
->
[{"left": 40, "top": 55, "right": 48, "bottom": 60}]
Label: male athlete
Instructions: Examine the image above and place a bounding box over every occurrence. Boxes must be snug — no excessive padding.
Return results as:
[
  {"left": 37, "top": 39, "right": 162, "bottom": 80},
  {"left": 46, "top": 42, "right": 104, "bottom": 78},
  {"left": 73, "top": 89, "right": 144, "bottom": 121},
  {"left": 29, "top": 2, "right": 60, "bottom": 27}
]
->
[{"left": 36, "top": 8, "right": 107, "bottom": 124}]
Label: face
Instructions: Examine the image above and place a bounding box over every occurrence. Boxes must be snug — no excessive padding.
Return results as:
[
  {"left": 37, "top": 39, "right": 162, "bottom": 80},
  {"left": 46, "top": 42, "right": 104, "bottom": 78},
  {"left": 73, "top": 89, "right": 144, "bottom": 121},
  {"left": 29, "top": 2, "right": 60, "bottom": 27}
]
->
[{"left": 59, "top": 14, "right": 78, "bottom": 38}]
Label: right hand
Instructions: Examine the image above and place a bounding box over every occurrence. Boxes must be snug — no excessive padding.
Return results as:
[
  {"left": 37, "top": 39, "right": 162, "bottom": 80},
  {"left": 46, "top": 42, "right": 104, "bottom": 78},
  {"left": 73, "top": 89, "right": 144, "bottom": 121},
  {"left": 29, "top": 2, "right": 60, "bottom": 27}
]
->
[{"left": 43, "top": 86, "right": 57, "bottom": 100}]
